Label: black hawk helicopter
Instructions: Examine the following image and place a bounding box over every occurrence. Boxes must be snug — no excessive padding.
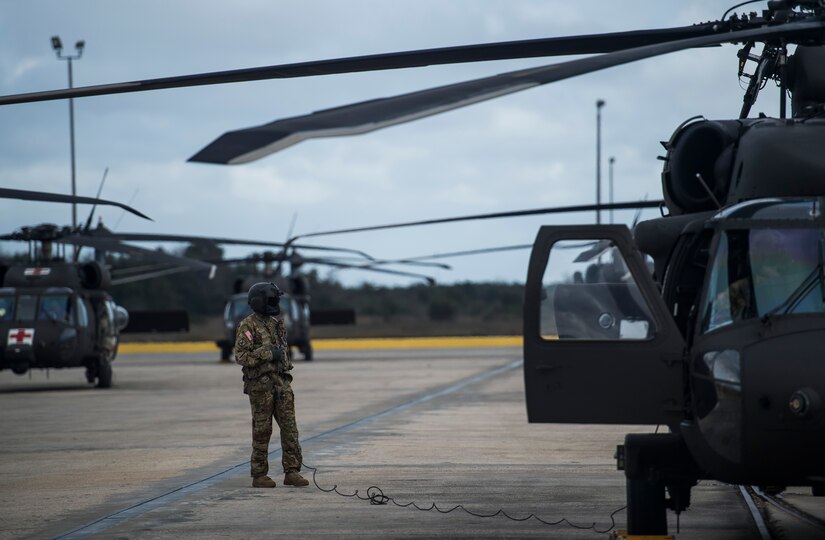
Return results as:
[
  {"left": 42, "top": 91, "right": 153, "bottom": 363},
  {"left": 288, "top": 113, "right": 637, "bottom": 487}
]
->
[
  {"left": 0, "top": 188, "right": 215, "bottom": 387},
  {"left": 75, "top": 228, "right": 440, "bottom": 362},
  {"left": 213, "top": 245, "right": 444, "bottom": 361},
  {"left": 3, "top": 0, "right": 825, "bottom": 535}
]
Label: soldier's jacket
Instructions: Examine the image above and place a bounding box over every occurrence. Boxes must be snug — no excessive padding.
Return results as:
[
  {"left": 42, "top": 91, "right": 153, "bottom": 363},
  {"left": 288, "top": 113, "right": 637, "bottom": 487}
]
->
[{"left": 234, "top": 312, "right": 292, "bottom": 394}]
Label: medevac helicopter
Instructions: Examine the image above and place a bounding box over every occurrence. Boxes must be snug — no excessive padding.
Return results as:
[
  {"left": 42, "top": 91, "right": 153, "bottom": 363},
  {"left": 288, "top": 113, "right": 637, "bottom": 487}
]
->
[
  {"left": 3, "top": 1, "right": 825, "bottom": 535},
  {"left": 0, "top": 188, "right": 214, "bottom": 387}
]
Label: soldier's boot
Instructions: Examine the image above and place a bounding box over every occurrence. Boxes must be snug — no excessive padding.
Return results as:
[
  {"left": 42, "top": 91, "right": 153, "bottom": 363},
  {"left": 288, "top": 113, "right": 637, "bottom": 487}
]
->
[
  {"left": 252, "top": 475, "right": 276, "bottom": 488},
  {"left": 283, "top": 471, "right": 309, "bottom": 487}
]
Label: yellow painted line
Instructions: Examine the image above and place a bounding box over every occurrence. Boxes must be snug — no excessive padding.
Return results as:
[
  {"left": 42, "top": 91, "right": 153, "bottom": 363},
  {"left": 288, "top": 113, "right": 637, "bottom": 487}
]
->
[
  {"left": 314, "top": 336, "right": 522, "bottom": 350},
  {"left": 118, "top": 336, "right": 522, "bottom": 354},
  {"left": 119, "top": 342, "right": 218, "bottom": 354}
]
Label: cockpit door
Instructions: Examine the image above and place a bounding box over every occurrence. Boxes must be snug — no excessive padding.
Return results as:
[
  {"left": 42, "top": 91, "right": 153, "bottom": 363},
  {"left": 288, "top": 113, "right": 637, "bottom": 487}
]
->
[{"left": 523, "top": 225, "right": 686, "bottom": 425}]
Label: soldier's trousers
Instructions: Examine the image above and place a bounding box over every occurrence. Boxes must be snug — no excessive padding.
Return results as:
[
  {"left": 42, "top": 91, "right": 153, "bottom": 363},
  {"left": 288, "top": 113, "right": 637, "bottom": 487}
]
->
[{"left": 248, "top": 377, "right": 303, "bottom": 478}]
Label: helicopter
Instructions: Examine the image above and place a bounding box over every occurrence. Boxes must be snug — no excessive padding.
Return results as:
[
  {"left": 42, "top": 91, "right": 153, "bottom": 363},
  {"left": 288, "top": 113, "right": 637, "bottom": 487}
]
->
[
  {"left": 3, "top": 0, "right": 825, "bottom": 535},
  {"left": 213, "top": 246, "right": 445, "bottom": 361},
  {"left": 0, "top": 189, "right": 216, "bottom": 387},
  {"left": 72, "top": 229, "right": 441, "bottom": 362}
]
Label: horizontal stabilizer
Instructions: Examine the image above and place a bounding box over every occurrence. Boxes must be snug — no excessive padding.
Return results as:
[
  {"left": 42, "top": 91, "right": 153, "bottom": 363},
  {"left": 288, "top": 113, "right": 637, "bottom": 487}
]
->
[
  {"left": 310, "top": 308, "right": 356, "bottom": 326},
  {"left": 122, "top": 310, "right": 189, "bottom": 333}
]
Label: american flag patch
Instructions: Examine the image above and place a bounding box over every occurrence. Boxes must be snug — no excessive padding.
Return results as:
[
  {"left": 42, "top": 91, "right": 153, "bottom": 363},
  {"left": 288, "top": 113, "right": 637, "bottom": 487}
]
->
[{"left": 244, "top": 330, "right": 253, "bottom": 341}]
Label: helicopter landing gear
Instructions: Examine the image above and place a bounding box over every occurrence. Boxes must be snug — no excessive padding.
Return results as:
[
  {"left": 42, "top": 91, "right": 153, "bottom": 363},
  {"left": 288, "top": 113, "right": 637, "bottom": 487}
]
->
[
  {"left": 299, "top": 342, "right": 313, "bottom": 361},
  {"left": 11, "top": 362, "right": 29, "bottom": 375},
  {"left": 626, "top": 477, "right": 667, "bottom": 535},
  {"left": 96, "top": 351, "right": 113, "bottom": 388},
  {"left": 620, "top": 433, "right": 699, "bottom": 536},
  {"left": 220, "top": 346, "right": 232, "bottom": 363}
]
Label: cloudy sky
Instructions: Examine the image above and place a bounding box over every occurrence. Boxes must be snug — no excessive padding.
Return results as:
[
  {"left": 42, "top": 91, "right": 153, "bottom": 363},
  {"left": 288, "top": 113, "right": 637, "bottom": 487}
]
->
[{"left": 0, "top": 1, "right": 784, "bottom": 286}]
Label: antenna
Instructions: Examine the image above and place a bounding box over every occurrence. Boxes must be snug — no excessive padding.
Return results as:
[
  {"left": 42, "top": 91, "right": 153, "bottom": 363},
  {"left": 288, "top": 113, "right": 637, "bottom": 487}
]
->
[
  {"left": 695, "top": 174, "right": 722, "bottom": 209},
  {"left": 112, "top": 188, "right": 139, "bottom": 230},
  {"left": 276, "top": 213, "right": 299, "bottom": 277},
  {"left": 83, "top": 167, "right": 109, "bottom": 231},
  {"left": 286, "top": 212, "right": 298, "bottom": 240}
]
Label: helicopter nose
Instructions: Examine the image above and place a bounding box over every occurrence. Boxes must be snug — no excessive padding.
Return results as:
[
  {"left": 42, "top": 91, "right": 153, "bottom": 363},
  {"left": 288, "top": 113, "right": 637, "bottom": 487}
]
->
[{"left": 788, "top": 388, "right": 820, "bottom": 418}]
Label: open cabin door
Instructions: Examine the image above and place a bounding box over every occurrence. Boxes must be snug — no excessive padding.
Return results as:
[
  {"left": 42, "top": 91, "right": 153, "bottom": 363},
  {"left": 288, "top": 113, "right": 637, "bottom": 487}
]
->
[{"left": 523, "top": 225, "right": 685, "bottom": 425}]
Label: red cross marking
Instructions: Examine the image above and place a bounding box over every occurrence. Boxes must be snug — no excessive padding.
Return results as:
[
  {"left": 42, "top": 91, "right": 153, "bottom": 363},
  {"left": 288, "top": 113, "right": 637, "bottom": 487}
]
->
[{"left": 9, "top": 329, "right": 33, "bottom": 344}]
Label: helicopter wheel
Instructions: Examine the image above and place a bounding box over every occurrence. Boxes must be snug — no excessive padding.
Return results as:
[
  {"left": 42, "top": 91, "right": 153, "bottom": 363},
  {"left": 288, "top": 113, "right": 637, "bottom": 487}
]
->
[
  {"left": 626, "top": 477, "right": 667, "bottom": 536},
  {"left": 220, "top": 346, "right": 232, "bottom": 363},
  {"left": 300, "top": 342, "right": 313, "bottom": 361},
  {"left": 96, "top": 353, "right": 113, "bottom": 389}
]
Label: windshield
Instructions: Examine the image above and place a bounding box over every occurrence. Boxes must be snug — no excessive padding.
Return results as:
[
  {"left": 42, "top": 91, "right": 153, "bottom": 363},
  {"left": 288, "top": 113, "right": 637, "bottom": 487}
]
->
[
  {"left": 38, "top": 294, "right": 74, "bottom": 323},
  {"left": 231, "top": 299, "right": 253, "bottom": 320},
  {"left": 701, "top": 228, "right": 825, "bottom": 332},
  {"left": 0, "top": 295, "right": 13, "bottom": 321},
  {"left": 16, "top": 295, "right": 37, "bottom": 321}
]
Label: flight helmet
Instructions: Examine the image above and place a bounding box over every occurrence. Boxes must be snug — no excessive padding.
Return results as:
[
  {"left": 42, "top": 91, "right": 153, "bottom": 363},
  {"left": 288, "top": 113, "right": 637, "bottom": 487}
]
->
[{"left": 247, "top": 282, "right": 283, "bottom": 316}]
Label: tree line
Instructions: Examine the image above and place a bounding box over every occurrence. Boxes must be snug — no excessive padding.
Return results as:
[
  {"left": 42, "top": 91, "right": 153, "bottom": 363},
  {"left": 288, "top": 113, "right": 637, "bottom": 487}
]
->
[{"left": 2, "top": 243, "right": 525, "bottom": 330}]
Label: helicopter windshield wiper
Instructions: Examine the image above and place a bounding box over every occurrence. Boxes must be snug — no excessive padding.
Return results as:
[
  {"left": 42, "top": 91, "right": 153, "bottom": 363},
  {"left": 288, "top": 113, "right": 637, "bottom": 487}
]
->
[{"left": 763, "top": 262, "right": 824, "bottom": 318}]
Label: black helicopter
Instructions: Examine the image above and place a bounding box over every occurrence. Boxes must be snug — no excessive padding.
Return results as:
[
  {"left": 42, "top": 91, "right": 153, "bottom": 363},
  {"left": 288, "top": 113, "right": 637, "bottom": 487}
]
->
[
  {"left": 214, "top": 247, "right": 444, "bottom": 361},
  {"left": 0, "top": 188, "right": 215, "bottom": 387},
  {"left": 4, "top": 1, "right": 825, "bottom": 535},
  {"left": 74, "top": 229, "right": 440, "bottom": 362}
]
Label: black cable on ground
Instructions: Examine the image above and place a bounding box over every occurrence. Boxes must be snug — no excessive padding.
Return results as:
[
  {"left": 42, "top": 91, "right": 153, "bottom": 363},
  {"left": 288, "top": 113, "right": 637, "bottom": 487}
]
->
[{"left": 302, "top": 462, "right": 626, "bottom": 534}]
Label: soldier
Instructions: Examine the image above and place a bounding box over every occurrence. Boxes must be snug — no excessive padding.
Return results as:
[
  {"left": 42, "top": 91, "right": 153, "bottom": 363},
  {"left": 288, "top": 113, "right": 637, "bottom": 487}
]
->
[{"left": 234, "top": 282, "right": 309, "bottom": 488}]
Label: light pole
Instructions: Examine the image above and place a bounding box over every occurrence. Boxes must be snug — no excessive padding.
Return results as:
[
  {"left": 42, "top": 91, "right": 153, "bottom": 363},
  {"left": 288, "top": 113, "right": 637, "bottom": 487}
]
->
[
  {"left": 609, "top": 156, "right": 615, "bottom": 224},
  {"left": 595, "top": 99, "right": 605, "bottom": 225},
  {"left": 51, "top": 36, "right": 85, "bottom": 230}
]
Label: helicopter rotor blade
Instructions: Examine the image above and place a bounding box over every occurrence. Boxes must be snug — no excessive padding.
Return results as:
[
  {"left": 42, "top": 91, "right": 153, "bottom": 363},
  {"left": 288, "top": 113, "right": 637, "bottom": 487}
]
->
[
  {"left": 573, "top": 240, "right": 614, "bottom": 263},
  {"left": 109, "top": 262, "right": 173, "bottom": 276},
  {"left": 189, "top": 20, "right": 825, "bottom": 164},
  {"left": 0, "top": 24, "right": 722, "bottom": 108},
  {"left": 54, "top": 235, "right": 216, "bottom": 277},
  {"left": 110, "top": 266, "right": 195, "bottom": 286},
  {"left": 210, "top": 252, "right": 452, "bottom": 270},
  {"left": 306, "top": 259, "right": 436, "bottom": 285},
  {"left": 90, "top": 231, "right": 378, "bottom": 260},
  {"left": 376, "top": 244, "right": 535, "bottom": 264},
  {"left": 300, "top": 255, "right": 452, "bottom": 271},
  {"left": 557, "top": 197, "right": 650, "bottom": 255},
  {"left": 287, "top": 200, "right": 663, "bottom": 244},
  {"left": 0, "top": 187, "right": 151, "bottom": 221}
]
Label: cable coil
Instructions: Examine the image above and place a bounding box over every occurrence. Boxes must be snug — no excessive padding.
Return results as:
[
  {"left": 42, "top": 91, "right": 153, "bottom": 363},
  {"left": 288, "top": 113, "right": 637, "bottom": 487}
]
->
[{"left": 302, "top": 462, "right": 625, "bottom": 533}]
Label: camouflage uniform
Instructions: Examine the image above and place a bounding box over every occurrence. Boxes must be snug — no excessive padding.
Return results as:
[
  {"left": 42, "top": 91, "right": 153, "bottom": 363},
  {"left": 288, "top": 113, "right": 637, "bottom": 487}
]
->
[{"left": 234, "top": 312, "right": 303, "bottom": 478}]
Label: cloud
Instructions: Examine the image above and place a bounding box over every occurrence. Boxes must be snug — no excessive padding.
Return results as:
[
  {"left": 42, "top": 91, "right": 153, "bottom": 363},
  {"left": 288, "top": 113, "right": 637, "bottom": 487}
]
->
[
  {"left": 0, "top": 0, "right": 761, "bottom": 285},
  {"left": 3, "top": 57, "right": 44, "bottom": 86}
]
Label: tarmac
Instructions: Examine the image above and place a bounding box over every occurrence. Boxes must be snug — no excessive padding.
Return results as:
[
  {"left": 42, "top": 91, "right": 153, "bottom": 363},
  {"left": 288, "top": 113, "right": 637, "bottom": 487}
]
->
[{"left": 0, "top": 342, "right": 807, "bottom": 539}]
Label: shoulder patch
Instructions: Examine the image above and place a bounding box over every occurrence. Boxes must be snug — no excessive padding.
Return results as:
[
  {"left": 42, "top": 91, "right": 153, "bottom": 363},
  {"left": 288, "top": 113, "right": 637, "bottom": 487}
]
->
[{"left": 244, "top": 330, "right": 253, "bottom": 341}]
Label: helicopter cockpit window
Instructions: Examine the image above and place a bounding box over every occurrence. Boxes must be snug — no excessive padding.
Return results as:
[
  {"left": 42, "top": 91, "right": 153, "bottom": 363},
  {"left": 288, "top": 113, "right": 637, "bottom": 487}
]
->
[
  {"left": 76, "top": 298, "right": 89, "bottom": 328},
  {"left": 284, "top": 296, "right": 296, "bottom": 321},
  {"left": 232, "top": 300, "right": 253, "bottom": 320},
  {"left": 16, "top": 295, "right": 37, "bottom": 321},
  {"left": 701, "top": 228, "right": 825, "bottom": 332},
  {"left": 38, "top": 294, "right": 74, "bottom": 324},
  {"left": 540, "top": 239, "right": 656, "bottom": 341},
  {"left": 0, "top": 295, "right": 14, "bottom": 321}
]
